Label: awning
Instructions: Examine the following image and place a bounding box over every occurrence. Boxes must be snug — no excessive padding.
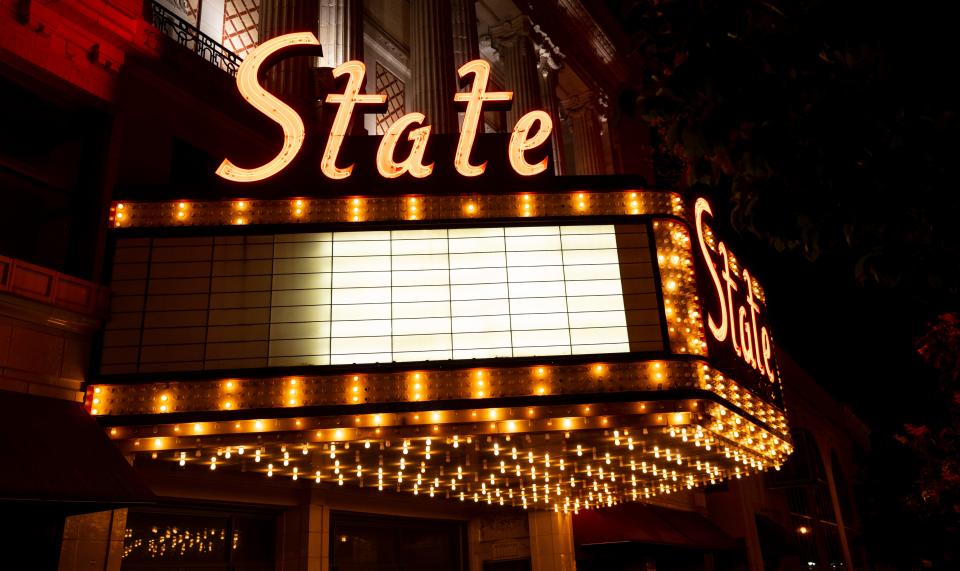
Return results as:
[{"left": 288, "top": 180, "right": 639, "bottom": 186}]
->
[
  {"left": 754, "top": 514, "right": 799, "bottom": 557},
  {"left": 573, "top": 502, "right": 740, "bottom": 551},
  {"left": 0, "top": 390, "right": 154, "bottom": 507}
]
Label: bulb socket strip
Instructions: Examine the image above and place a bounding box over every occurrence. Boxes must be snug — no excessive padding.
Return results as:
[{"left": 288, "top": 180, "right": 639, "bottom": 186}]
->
[
  {"left": 88, "top": 359, "right": 787, "bottom": 436},
  {"left": 109, "top": 191, "right": 685, "bottom": 229},
  {"left": 652, "top": 219, "right": 709, "bottom": 356}
]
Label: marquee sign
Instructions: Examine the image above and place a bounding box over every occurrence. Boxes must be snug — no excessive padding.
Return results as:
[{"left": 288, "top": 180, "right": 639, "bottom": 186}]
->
[
  {"left": 93, "top": 189, "right": 793, "bottom": 513},
  {"left": 98, "top": 224, "right": 663, "bottom": 374},
  {"left": 693, "top": 197, "right": 781, "bottom": 404},
  {"left": 89, "top": 38, "right": 792, "bottom": 512},
  {"left": 216, "top": 32, "right": 553, "bottom": 183}
]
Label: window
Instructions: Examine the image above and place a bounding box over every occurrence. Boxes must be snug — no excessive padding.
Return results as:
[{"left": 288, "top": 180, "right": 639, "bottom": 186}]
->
[
  {"left": 122, "top": 506, "right": 275, "bottom": 570},
  {"left": 157, "top": 0, "right": 201, "bottom": 27},
  {"left": 222, "top": 0, "right": 260, "bottom": 58},
  {"left": 331, "top": 512, "right": 466, "bottom": 571},
  {"left": 153, "top": 0, "right": 260, "bottom": 59},
  {"left": 765, "top": 429, "right": 846, "bottom": 569},
  {"left": 375, "top": 62, "right": 406, "bottom": 135}
]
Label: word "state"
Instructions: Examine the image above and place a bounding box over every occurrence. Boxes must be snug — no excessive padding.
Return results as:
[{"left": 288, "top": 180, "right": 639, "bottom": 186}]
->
[
  {"left": 216, "top": 32, "right": 553, "bottom": 183},
  {"left": 695, "top": 198, "right": 777, "bottom": 383}
]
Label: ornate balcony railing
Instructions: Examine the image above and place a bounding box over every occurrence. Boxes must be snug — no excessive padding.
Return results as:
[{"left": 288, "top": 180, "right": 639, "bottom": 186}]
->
[{"left": 148, "top": 0, "right": 242, "bottom": 76}]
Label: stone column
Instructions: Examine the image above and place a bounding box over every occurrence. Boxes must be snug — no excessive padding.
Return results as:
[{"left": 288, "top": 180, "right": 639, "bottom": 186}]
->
[
  {"left": 823, "top": 450, "right": 856, "bottom": 571},
  {"left": 198, "top": 0, "right": 225, "bottom": 42},
  {"left": 258, "top": 0, "right": 321, "bottom": 112},
  {"left": 451, "top": 0, "right": 480, "bottom": 67},
  {"left": 491, "top": 16, "right": 543, "bottom": 127},
  {"left": 58, "top": 509, "right": 127, "bottom": 571},
  {"left": 538, "top": 45, "right": 566, "bottom": 175},
  {"left": 408, "top": 0, "right": 458, "bottom": 133},
  {"left": 563, "top": 92, "right": 608, "bottom": 175},
  {"left": 615, "top": 112, "right": 656, "bottom": 184},
  {"left": 314, "top": 0, "right": 367, "bottom": 133},
  {"left": 732, "top": 477, "right": 765, "bottom": 571},
  {"left": 317, "top": 0, "right": 364, "bottom": 67},
  {"left": 278, "top": 488, "right": 331, "bottom": 571},
  {"left": 528, "top": 511, "right": 576, "bottom": 571}
]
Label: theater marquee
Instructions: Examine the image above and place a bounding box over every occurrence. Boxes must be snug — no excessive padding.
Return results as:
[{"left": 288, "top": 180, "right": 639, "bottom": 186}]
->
[
  {"left": 88, "top": 33, "right": 791, "bottom": 513},
  {"left": 92, "top": 189, "right": 792, "bottom": 512}
]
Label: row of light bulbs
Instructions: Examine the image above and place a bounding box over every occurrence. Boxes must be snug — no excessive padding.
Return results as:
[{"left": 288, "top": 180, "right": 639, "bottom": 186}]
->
[
  {"left": 106, "top": 366, "right": 791, "bottom": 510},
  {"left": 653, "top": 219, "right": 709, "bottom": 357},
  {"left": 109, "top": 191, "right": 687, "bottom": 228},
  {"left": 88, "top": 359, "right": 786, "bottom": 432}
]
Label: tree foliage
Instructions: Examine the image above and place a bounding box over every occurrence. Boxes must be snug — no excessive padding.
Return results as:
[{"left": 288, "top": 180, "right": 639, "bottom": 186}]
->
[
  {"left": 897, "top": 313, "right": 960, "bottom": 517},
  {"left": 608, "top": 0, "right": 960, "bottom": 564},
  {"left": 615, "top": 0, "right": 960, "bottom": 300}
]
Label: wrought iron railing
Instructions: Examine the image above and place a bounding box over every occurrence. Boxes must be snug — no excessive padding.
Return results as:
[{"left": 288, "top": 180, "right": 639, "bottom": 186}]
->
[{"left": 147, "top": 0, "right": 242, "bottom": 76}]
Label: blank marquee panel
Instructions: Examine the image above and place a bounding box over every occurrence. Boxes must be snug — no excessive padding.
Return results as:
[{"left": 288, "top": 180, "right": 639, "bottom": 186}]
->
[{"left": 100, "top": 224, "right": 663, "bottom": 373}]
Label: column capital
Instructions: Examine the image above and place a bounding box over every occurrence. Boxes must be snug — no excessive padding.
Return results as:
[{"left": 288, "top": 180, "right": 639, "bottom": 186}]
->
[
  {"left": 560, "top": 90, "right": 596, "bottom": 115},
  {"left": 561, "top": 89, "right": 609, "bottom": 121},
  {"left": 478, "top": 34, "right": 500, "bottom": 64},
  {"left": 490, "top": 15, "right": 536, "bottom": 47},
  {"left": 564, "top": 88, "right": 610, "bottom": 175}
]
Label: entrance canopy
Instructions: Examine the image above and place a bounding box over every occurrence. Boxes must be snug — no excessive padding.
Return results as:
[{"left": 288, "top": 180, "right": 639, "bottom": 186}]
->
[
  {"left": 573, "top": 502, "right": 738, "bottom": 551},
  {"left": 88, "top": 182, "right": 792, "bottom": 513},
  {"left": 0, "top": 390, "right": 153, "bottom": 507}
]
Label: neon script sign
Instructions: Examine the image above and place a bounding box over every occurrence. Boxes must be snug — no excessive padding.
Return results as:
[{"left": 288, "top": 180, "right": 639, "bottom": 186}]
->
[
  {"left": 216, "top": 32, "right": 553, "bottom": 183},
  {"left": 695, "top": 198, "right": 777, "bottom": 384}
]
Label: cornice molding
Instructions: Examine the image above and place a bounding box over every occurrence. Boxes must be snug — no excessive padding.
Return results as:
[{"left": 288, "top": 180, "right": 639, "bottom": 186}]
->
[{"left": 363, "top": 13, "right": 409, "bottom": 68}]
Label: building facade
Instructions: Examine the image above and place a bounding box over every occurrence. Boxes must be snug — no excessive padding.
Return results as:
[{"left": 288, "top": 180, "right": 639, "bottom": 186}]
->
[{"left": 0, "top": 1, "right": 868, "bottom": 570}]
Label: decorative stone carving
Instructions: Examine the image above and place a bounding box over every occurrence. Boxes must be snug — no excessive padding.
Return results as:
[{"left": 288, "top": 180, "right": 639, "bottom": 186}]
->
[
  {"left": 480, "top": 514, "right": 529, "bottom": 541},
  {"left": 562, "top": 91, "right": 608, "bottom": 175},
  {"left": 535, "top": 26, "right": 566, "bottom": 175},
  {"left": 364, "top": 16, "right": 409, "bottom": 67}
]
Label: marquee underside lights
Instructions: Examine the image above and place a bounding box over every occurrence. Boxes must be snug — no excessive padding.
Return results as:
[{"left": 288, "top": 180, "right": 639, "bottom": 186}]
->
[
  {"left": 98, "top": 394, "right": 789, "bottom": 512},
  {"left": 89, "top": 358, "right": 790, "bottom": 511}
]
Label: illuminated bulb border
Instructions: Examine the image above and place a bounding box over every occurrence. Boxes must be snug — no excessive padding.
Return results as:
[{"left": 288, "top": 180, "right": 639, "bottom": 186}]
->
[
  {"left": 653, "top": 219, "right": 708, "bottom": 356},
  {"left": 108, "top": 191, "right": 683, "bottom": 228},
  {"left": 87, "top": 359, "right": 787, "bottom": 438}
]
